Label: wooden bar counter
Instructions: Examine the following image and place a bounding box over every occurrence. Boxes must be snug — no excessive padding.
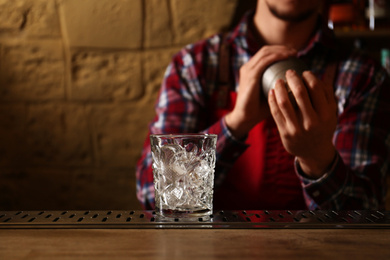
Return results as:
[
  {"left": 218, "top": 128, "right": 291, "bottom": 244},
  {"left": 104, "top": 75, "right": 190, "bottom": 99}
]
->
[
  {"left": 1, "top": 229, "right": 390, "bottom": 259},
  {"left": 1, "top": 210, "right": 389, "bottom": 259}
]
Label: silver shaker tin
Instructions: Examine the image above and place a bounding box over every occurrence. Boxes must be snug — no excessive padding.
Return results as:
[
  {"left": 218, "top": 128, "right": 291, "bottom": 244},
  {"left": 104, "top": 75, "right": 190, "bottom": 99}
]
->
[{"left": 262, "top": 57, "right": 308, "bottom": 106}]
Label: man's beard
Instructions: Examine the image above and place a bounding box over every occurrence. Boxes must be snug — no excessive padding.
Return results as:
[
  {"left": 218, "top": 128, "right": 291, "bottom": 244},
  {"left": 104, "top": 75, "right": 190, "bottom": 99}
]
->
[{"left": 267, "top": 4, "right": 317, "bottom": 23}]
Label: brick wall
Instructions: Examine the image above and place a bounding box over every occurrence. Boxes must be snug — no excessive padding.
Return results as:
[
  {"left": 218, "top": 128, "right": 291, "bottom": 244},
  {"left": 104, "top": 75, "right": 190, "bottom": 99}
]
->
[{"left": 0, "top": 0, "right": 244, "bottom": 210}]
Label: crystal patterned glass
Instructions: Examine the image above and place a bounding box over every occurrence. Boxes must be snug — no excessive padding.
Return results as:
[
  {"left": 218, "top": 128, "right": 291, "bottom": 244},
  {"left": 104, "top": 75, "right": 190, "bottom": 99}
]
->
[{"left": 150, "top": 134, "right": 217, "bottom": 219}]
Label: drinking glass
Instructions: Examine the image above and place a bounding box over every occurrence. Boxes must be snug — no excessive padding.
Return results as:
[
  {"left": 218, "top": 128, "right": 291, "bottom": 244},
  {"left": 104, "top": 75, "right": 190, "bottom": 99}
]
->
[{"left": 150, "top": 134, "right": 217, "bottom": 219}]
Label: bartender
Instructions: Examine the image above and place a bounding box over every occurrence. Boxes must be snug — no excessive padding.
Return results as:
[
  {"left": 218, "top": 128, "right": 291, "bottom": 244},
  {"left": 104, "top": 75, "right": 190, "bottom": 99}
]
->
[{"left": 136, "top": 0, "right": 390, "bottom": 210}]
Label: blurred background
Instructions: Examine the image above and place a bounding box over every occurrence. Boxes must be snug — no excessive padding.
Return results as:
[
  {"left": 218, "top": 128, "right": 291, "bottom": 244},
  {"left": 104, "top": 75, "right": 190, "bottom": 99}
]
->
[{"left": 0, "top": 0, "right": 389, "bottom": 210}]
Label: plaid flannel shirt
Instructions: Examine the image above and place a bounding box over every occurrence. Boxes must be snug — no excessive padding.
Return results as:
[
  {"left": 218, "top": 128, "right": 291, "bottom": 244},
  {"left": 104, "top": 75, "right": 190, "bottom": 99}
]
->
[{"left": 136, "top": 12, "right": 390, "bottom": 210}]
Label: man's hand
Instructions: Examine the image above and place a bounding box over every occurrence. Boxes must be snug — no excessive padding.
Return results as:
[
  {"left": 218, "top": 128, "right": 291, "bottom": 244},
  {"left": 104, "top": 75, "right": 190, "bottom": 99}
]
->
[
  {"left": 225, "top": 45, "right": 297, "bottom": 139},
  {"left": 268, "top": 69, "right": 338, "bottom": 179}
]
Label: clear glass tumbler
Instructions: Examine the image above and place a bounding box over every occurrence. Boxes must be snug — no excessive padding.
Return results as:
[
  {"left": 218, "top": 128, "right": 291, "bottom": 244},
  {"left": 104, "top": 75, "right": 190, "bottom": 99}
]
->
[{"left": 150, "top": 134, "right": 217, "bottom": 219}]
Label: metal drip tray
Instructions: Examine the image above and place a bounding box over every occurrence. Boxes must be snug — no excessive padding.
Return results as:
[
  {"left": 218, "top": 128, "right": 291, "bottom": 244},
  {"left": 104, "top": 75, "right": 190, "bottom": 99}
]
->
[{"left": 1, "top": 210, "right": 389, "bottom": 229}]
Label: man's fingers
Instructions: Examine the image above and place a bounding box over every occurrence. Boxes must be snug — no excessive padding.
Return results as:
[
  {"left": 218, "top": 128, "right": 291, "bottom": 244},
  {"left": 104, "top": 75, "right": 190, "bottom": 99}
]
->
[
  {"left": 301, "top": 71, "right": 327, "bottom": 114},
  {"left": 247, "top": 46, "right": 297, "bottom": 73},
  {"left": 272, "top": 79, "right": 298, "bottom": 128},
  {"left": 302, "top": 71, "right": 337, "bottom": 118},
  {"left": 286, "top": 70, "right": 316, "bottom": 121},
  {"left": 268, "top": 87, "right": 285, "bottom": 127}
]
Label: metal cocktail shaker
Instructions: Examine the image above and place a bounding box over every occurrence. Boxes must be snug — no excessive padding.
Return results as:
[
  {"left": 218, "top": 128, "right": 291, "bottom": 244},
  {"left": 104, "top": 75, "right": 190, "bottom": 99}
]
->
[{"left": 262, "top": 57, "right": 308, "bottom": 107}]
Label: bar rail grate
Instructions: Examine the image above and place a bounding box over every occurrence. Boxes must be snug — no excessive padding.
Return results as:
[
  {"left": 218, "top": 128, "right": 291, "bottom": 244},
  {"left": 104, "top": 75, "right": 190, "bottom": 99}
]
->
[{"left": 1, "top": 210, "right": 389, "bottom": 229}]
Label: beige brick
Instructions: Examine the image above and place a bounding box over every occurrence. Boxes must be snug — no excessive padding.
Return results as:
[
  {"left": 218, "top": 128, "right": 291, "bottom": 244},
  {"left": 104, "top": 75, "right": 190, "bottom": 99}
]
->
[
  {"left": 145, "top": 0, "right": 173, "bottom": 48},
  {"left": 26, "top": 103, "right": 93, "bottom": 166},
  {"left": 0, "top": 167, "right": 141, "bottom": 210},
  {"left": 87, "top": 103, "right": 150, "bottom": 168},
  {"left": 0, "top": 0, "right": 60, "bottom": 37},
  {"left": 0, "top": 0, "right": 25, "bottom": 32},
  {"left": 171, "top": 0, "right": 237, "bottom": 45},
  {"left": 0, "top": 168, "right": 73, "bottom": 210},
  {"left": 0, "top": 39, "right": 65, "bottom": 100},
  {"left": 0, "top": 129, "right": 29, "bottom": 167},
  {"left": 70, "top": 168, "right": 141, "bottom": 210},
  {"left": 71, "top": 50, "right": 143, "bottom": 101},
  {"left": 58, "top": 0, "right": 142, "bottom": 49},
  {"left": 0, "top": 103, "right": 26, "bottom": 127},
  {"left": 0, "top": 104, "right": 28, "bottom": 166}
]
